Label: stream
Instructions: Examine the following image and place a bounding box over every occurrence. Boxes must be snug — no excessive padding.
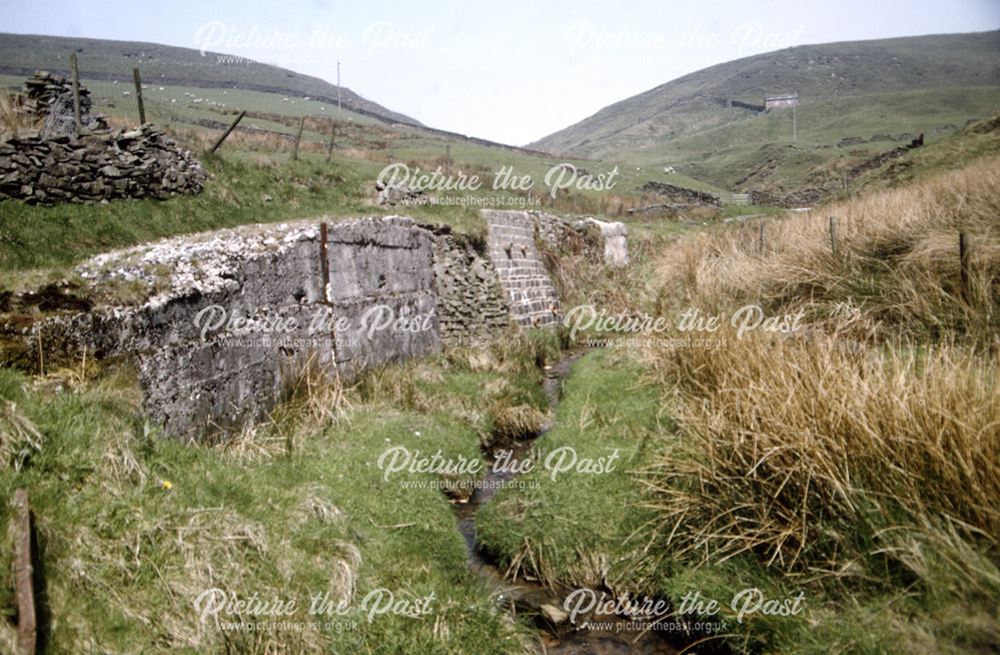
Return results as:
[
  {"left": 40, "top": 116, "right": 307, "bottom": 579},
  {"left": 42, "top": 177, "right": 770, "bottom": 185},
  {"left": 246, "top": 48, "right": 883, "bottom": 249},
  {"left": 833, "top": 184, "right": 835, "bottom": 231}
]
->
[{"left": 450, "top": 351, "right": 680, "bottom": 655}]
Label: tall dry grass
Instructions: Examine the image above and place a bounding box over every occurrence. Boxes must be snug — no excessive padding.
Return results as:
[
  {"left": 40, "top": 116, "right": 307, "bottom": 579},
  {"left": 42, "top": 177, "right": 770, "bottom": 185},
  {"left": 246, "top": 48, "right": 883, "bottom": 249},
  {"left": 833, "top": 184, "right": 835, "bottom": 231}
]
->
[
  {"left": 644, "top": 331, "right": 999, "bottom": 576},
  {"left": 656, "top": 156, "right": 1000, "bottom": 348},
  {"left": 642, "top": 154, "right": 1000, "bottom": 615},
  {"left": 0, "top": 92, "right": 40, "bottom": 139}
]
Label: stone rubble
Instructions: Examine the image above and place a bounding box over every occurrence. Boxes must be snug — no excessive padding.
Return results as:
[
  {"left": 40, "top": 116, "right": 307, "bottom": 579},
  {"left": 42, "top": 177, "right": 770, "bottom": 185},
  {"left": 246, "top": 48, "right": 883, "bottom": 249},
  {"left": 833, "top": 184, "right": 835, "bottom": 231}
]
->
[{"left": 0, "top": 72, "right": 206, "bottom": 204}]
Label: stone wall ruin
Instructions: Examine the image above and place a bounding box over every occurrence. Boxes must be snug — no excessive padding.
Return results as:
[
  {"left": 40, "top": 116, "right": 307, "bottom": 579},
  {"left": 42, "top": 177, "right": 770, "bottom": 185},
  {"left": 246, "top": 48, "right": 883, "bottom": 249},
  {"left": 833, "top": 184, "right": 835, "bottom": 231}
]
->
[
  {"left": 1, "top": 211, "right": 627, "bottom": 438},
  {"left": 0, "top": 72, "right": 206, "bottom": 204}
]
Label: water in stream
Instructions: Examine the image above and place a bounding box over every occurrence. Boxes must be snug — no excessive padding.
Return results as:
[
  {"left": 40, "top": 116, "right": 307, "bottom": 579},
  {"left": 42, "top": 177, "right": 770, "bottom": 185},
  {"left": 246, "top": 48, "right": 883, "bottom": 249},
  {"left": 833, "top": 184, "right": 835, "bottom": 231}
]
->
[{"left": 450, "top": 352, "right": 679, "bottom": 655}]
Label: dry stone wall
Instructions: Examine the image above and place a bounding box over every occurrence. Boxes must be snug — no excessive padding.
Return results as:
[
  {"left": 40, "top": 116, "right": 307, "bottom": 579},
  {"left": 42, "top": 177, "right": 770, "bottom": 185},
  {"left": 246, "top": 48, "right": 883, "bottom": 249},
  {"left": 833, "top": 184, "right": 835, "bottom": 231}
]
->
[
  {"left": 0, "top": 126, "right": 207, "bottom": 204},
  {"left": 0, "top": 72, "right": 205, "bottom": 204},
  {"left": 429, "top": 226, "right": 511, "bottom": 345},
  {"left": 639, "top": 181, "right": 723, "bottom": 208}
]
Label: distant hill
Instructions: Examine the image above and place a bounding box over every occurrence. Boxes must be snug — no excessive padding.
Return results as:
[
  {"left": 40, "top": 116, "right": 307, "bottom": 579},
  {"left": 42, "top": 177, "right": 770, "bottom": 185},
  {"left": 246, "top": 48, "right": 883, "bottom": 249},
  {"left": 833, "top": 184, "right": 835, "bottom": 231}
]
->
[
  {"left": 0, "top": 32, "right": 421, "bottom": 127},
  {"left": 531, "top": 31, "right": 1000, "bottom": 191}
]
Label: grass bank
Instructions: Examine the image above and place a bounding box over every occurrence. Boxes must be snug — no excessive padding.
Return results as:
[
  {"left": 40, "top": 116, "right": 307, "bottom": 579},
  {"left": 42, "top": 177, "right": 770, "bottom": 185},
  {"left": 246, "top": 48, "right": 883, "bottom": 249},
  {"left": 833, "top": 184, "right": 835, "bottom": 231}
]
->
[
  {"left": 0, "top": 331, "right": 563, "bottom": 653},
  {"left": 474, "top": 153, "right": 1000, "bottom": 654}
]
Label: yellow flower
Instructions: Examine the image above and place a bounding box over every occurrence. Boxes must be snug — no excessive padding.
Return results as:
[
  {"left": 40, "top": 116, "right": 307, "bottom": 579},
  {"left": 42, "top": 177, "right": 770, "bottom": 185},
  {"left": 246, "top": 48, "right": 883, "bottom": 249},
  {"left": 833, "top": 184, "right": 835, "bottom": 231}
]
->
[{"left": 160, "top": 479, "right": 174, "bottom": 490}]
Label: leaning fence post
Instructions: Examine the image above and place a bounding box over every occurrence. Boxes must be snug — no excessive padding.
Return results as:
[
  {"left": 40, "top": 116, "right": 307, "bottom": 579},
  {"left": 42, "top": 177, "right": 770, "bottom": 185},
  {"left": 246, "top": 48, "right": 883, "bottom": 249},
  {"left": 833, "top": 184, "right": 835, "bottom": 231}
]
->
[
  {"left": 292, "top": 116, "right": 305, "bottom": 161},
  {"left": 326, "top": 121, "right": 335, "bottom": 162},
  {"left": 69, "top": 53, "right": 81, "bottom": 135},
  {"left": 132, "top": 67, "right": 146, "bottom": 125},
  {"left": 960, "top": 232, "right": 970, "bottom": 299},
  {"left": 829, "top": 216, "right": 839, "bottom": 258},
  {"left": 209, "top": 110, "right": 246, "bottom": 154},
  {"left": 13, "top": 488, "right": 37, "bottom": 655}
]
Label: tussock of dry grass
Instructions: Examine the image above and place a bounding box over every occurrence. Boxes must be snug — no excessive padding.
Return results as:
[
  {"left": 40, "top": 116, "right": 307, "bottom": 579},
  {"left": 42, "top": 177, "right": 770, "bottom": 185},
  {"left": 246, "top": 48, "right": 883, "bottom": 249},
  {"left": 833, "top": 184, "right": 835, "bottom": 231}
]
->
[
  {"left": 656, "top": 156, "right": 1000, "bottom": 347},
  {"left": 487, "top": 402, "right": 549, "bottom": 446},
  {"left": 643, "top": 330, "right": 1000, "bottom": 574},
  {"left": 0, "top": 91, "right": 39, "bottom": 139},
  {"left": 0, "top": 400, "right": 43, "bottom": 471},
  {"left": 644, "top": 154, "right": 1000, "bottom": 629}
]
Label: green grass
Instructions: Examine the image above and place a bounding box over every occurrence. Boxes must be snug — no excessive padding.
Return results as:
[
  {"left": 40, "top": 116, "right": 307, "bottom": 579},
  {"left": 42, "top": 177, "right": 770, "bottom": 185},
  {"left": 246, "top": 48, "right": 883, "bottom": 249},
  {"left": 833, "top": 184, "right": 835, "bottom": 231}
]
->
[
  {"left": 0, "top": 33, "right": 416, "bottom": 125},
  {"left": 531, "top": 31, "right": 1000, "bottom": 192},
  {"left": 475, "top": 348, "right": 667, "bottom": 591},
  {"left": 848, "top": 114, "right": 1000, "bottom": 192},
  {"left": 0, "top": 333, "right": 566, "bottom": 653},
  {"left": 471, "top": 345, "right": 1000, "bottom": 654},
  {"left": 630, "top": 87, "right": 1000, "bottom": 191}
]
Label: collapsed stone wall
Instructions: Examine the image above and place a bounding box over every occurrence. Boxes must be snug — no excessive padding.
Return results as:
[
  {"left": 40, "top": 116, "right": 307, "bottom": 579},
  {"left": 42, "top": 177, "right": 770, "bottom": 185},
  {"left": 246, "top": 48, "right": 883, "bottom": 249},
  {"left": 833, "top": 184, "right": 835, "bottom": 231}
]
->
[
  {"left": 0, "top": 72, "right": 206, "bottom": 204},
  {"left": 531, "top": 213, "right": 603, "bottom": 261},
  {"left": 529, "top": 212, "right": 628, "bottom": 268},
  {"left": 2, "top": 211, "right": 627, "bottom": 438},
  {"left": 638, "top": 181, "right": 723, "bottom": 208}
]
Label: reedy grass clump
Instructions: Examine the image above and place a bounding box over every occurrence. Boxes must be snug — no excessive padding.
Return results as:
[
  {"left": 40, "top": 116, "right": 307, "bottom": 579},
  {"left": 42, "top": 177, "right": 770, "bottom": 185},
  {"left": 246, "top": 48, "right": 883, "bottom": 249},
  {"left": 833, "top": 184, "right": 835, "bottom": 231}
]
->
[
  {"left": 641, "top": 154, "right": 1000, "bottom": 651},
  {"left": 643, "top": 330, "right": 999, "bottom": 575}
]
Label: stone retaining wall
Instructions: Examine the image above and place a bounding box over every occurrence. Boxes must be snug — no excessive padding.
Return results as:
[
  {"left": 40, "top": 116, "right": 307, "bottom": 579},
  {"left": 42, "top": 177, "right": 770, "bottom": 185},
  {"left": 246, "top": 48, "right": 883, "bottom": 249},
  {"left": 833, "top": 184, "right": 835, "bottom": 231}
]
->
[
  {"left": 2, "top": 211, "right": 627, "bottom": 438},
  {"left": 429, "top": 226, "right": 511, "bottom": 345},
  {"left": 482, "top": 210, "right": 562, "bottom": 329}
]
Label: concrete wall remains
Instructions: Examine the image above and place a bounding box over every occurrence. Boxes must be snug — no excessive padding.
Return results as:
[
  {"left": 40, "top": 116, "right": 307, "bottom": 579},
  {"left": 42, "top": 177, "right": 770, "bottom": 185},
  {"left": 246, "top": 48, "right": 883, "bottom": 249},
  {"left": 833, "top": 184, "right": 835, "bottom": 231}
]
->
[{"left": 2, "top": 211, "right": 628, "bottom": 438}]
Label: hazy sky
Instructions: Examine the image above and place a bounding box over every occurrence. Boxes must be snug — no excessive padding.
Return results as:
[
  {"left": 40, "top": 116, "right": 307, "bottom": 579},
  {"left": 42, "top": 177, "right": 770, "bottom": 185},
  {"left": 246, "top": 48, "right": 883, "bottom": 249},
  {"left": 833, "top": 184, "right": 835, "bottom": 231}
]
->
[{"left": 3, "top": 0, "right": 999, "bottom": 145}]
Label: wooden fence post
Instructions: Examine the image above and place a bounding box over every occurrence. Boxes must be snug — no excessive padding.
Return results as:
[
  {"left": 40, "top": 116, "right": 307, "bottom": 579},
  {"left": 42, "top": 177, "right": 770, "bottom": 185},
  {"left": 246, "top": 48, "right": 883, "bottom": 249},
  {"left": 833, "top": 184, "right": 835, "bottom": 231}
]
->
[
  {"left": 292, "top": 116, "right": 305, "bottom": 161},
  {"left": 829, "top": 216, "right": 839, "bottom": 258},
  {"left": 132, "top": 67, "right": 146, "bottom": 125},
  {"left": 758, "top": 221, "right": 767, "bottom": 254},
  {"left": 13, "top": 488, "right": 37, "bottom": 655},
  {"left": 69, "top": 53, "right": 81, "bottom": 135},
  {"left": 209, "top": 110, "right": 246, "bottom": 154},
  {"left": 326, "top": 121, "right": 335, "bottom": 162},
  {"left": 960, "top": 232, "right": 970, "bottom": 299}
]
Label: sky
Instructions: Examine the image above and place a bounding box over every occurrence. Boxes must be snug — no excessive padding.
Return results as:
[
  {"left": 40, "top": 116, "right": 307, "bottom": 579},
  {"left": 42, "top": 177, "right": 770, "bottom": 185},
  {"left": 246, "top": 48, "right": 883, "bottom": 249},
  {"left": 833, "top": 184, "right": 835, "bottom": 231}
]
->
[{"left": 3, "top": 0, "right": 999, "bottom": 145}]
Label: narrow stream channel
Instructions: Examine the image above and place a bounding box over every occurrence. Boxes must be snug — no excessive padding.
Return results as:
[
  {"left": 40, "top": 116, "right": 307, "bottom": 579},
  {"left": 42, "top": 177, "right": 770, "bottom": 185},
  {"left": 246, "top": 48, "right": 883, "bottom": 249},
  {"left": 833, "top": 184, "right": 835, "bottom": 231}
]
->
[{"left": 450, "top": 351, "right": 680, "bottom": 655}]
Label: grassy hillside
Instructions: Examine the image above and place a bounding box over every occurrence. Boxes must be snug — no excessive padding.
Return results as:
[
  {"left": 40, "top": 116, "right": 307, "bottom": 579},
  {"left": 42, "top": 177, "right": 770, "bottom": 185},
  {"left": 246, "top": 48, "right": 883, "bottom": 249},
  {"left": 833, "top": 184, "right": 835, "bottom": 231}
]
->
[
  {"left": 0, "top": 32, "right": 419, "bottom": 126},
  {"left": 531, "top": 31, "right": 1000, "bottom": 191},
  {"left": 0, "top": 331, "right": 563, "bottom": 654},
  {"left": 478, "top": 151, "right": 1000, "bottom": 654}
]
